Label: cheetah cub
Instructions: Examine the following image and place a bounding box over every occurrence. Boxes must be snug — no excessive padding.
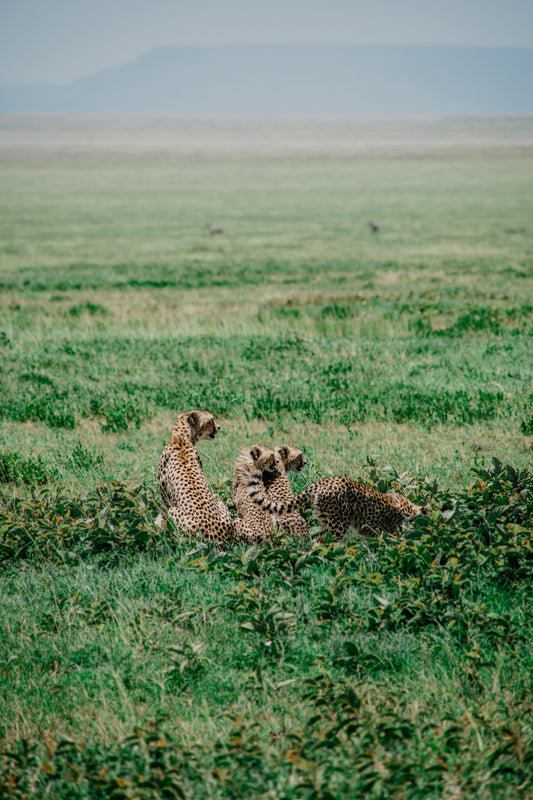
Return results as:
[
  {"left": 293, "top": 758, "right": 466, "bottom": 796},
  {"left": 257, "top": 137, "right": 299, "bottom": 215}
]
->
[
  {"left": 264, "top": 445, "right": 308, "bottom": 537},
  {"left": 157, "top": 410, "right": 237, "bottom": 542},
  {"left": 232, "top": 445, "right": 280, "bottom": 542},
  {"left": 248, "top": 472, "right": 426, "bottom": 540}
]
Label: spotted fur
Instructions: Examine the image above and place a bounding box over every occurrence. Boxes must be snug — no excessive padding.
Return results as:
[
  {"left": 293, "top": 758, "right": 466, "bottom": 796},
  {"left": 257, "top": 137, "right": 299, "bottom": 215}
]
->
[
  {"left": 233, "top": 445, "right": 279, "bottom": 541},
  {"left": 264, "top": 445, "right": 308, "bottom": 537},
  {"left": 158, "top": 410, "right": 259, "bottom": 544},
  {"left": 248, "top": 472, "right": 425, "bottom": 540}
]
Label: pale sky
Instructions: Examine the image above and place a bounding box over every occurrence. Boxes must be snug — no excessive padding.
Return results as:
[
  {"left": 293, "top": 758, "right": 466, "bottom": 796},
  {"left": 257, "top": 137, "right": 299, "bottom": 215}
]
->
[{"left": 1, "top": 0, "right": 532, "bottom": 85}]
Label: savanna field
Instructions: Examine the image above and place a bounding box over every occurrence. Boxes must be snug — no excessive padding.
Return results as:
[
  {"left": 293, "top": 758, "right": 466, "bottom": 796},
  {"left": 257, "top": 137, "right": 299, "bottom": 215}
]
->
[{"left": 0, "top": 114, "right": 532, "bottom": 798}]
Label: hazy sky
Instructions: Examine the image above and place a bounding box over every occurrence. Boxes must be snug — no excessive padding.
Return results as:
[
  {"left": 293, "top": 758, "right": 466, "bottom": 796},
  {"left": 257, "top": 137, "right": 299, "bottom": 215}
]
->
[{"left": 1, "top": 0, "right": 532, "bottom": 85}]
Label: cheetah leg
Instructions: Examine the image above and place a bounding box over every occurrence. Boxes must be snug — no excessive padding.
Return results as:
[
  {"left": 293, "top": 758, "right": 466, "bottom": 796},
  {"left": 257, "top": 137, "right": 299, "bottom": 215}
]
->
[
  {"left": 316, "top": 514, "right": 350, "bottom": 541},
  {"left": 217, "top": 500, "right": 234, "bottom": 525},
  {"left": 274, "top": 512, "right": 308, "bottom": 537},
  {"left": 166, "top": 506, "right": 211, "bottom": 537},
  {"left": 166, "top": 505, "right": 191, "bottom": 533},
  {"left": 235, "top": 518, "right": 268, "bottom": 544}
]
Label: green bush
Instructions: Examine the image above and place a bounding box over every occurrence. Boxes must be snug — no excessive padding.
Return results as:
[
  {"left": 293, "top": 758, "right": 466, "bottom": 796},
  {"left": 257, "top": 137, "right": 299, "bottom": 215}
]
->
[{"left": 0, "top": 452, "right": 55, "bottom": 485}]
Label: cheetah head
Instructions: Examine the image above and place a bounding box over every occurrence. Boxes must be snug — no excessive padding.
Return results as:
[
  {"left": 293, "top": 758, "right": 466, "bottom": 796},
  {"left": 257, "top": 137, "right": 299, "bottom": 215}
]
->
[
  {"left": 249, "top": 445, "right": 277, "bottom": 475},
  {"left": 276, "top": 444, "right": 306, "bottom": 473},
  {"left": 183, "top": 410, "right": 221, "bottom": 442},
  {"left": 388, "top": 492, "right": 429, "bottom": 518}
]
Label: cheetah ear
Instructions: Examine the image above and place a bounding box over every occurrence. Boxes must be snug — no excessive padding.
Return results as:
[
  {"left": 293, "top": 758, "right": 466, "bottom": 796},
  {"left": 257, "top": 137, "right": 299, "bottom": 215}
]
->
[
  {"left": 279, "top": 445, "right": 289, "bottom": 459},
  {"left": 188, "top": 411, "right": 199, "bottom": 428},
  {"left": 250, "top": 445, "right": 261, "bottom": 460}
]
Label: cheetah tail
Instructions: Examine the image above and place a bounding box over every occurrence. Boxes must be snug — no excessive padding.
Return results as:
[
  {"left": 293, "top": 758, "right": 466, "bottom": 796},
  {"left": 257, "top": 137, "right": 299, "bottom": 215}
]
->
[{"left": 247, "top": 470, "right": 303, "bottom": 514}]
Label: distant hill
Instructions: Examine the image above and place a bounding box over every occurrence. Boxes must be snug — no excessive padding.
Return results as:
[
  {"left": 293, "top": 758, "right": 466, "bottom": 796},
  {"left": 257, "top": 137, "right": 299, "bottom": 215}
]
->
[{"left": 1, "top": 44, "right": 532, "bottom": 114}]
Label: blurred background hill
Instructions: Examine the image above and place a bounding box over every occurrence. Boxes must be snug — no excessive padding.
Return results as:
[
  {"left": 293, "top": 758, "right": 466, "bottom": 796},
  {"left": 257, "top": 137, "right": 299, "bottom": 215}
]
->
[{"left": 1, "top": 43, "right": 532, "bottom": 114}]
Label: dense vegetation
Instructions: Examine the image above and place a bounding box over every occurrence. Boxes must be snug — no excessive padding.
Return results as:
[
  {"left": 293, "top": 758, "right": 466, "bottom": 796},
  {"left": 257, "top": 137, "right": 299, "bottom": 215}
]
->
[{"left": 0, "top": 115, "right": 532, "bottom": 797}]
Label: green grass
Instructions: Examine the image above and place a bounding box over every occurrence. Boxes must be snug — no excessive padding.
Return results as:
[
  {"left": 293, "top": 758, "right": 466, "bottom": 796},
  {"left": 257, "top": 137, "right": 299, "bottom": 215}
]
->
[
  {"left": 0, "top": 114, "right": 532, "bottom": 798},
  {"left": 1, "top": 463, "right": 532, "bottom": 797}
]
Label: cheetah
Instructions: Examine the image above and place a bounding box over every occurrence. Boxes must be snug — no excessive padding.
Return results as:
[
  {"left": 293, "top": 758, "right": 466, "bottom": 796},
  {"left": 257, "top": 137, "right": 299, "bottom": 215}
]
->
[
  {"left": 232, "top": 445, "right": 280, "bottom": 541},
  {"left": 248, "top": 472, "right": 426, "bottom": 540},
  {"left": 157, "top": 410, "right": 236, "bottom": 542},
  {"left": 264, "top": 445, "right": 308, "bottom": 537}
]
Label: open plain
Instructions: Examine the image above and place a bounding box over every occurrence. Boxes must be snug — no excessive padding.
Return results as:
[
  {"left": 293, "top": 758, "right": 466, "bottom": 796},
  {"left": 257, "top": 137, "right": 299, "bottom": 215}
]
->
[{"left": 0, "top": 114, "right": 532, "bottom": 798}]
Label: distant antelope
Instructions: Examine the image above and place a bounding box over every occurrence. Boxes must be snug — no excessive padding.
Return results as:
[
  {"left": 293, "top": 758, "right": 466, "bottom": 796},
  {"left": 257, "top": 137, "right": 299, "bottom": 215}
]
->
[
  {"left": 368, "top": 220, "right": 380, "bottom": 233},
  {"left": 208, "top": 225, "right": 223, "bottom": 235}
]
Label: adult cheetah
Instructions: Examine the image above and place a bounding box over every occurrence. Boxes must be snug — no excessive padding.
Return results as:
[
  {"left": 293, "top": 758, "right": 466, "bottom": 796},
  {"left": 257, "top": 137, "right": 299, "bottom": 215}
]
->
[
  {"left": 157, "top": 410, "right": 236, "bottom": 542},
  {"left": 248, "top": 472, "right": 426, "bottom": 540}
]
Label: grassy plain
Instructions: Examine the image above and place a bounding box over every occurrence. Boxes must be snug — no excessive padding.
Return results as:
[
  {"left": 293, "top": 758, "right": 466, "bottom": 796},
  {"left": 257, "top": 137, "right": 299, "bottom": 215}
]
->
[{"left": 0, "top": 114, "right": 532, "bottom": 798}]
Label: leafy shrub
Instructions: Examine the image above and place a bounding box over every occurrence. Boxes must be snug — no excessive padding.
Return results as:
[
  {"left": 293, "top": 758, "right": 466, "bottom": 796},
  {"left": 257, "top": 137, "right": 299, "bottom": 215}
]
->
[
  {"left": 89, "top": 394, "right": 149, "bottom": 433},
  {"left": 445, "top": 306, "right": 503, "bottom": 336},
  {"left": 66, "top": 442, "right": 104, "bottom": 471},
  {"left": 223, "top": 584, "right": 296, "bottom": 661},
  {"left": 4, "top": 691, "right": 531, "bottom": 799},
  {"left": 67, "top": 302, "right": 109, "bottom": 317},
  {"left": 439, "top": 303, "right": 533, "bottom": 338},
  {"left": 0, "top": 452, "right": 55, "bottom": 485},
  {"left": 0, "top": 482, "right": 169, "bottom": 563},
  {"left": 0, "top": 387, "right": 76, "bottom": 429},
  {"left": 0, "top": 460, "right": 532, "bottom": 798},
  {"left": 520, "top": 401, "right": 533, "bottom": 435},
  {"left": 387, "top": 386, "right": 507, "bottom": 425},
  {"left": 0, "top": 720, "right": 187, "bottom": 800}
]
